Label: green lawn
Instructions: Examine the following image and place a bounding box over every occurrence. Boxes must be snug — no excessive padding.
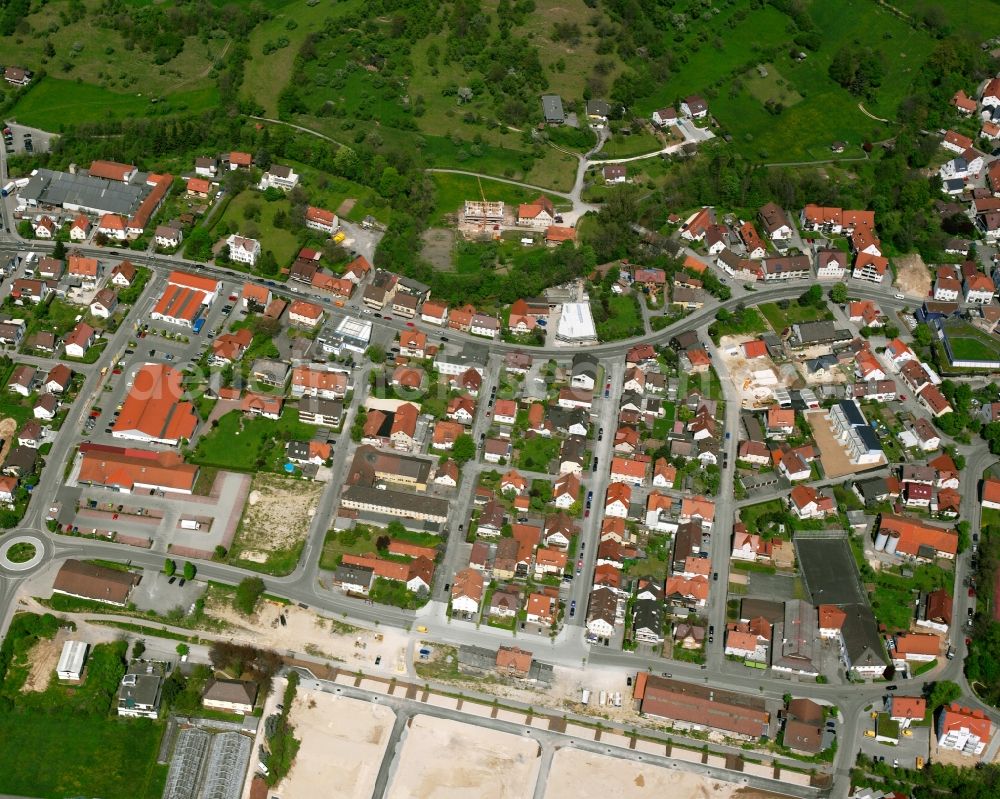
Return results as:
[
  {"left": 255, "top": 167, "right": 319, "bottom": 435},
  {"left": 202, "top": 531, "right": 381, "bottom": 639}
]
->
[
  {"left": 10, "top": 77, "right": 218, "bottom": 131},
  {"left": 189, "top": 408, "right": 317, "bottom": 472},
  {"left": 517, "top": 435, "right": 560, "bottom": 472},
  {"left": 870, "top": 563, "right": 952, "bottom": 633},
  {"left": 940, "top": 321, "right": 1000, "bottom": 365},
  {"left": 595, "top": 130, "right": 663, "bottom": 159},
  {"left": 215, "top": 190, "right": 301, "bottom": 267},
  {"left": 743, "top": 64, "right": 804, "bottom": 106},
  {"left": 430, "top": 174, "right": 558, "bottom": 225},
  {"left": 949, "top": 337, "right": 1000, "bottom": 362},
  {"left": 739, "top": 499, "right": 787, "bottom": 535},
  {"left": 320, "top": 526, "right": 379, "bottom": 570},
  {"left": 291, "top": 167, "right": 391, "bottom": 226},
  {"left": 710, "top": 307, "right": 768, "bottom": 342},
  {"left": 592, "top": 293, "right": 643, "bottom": 341},
  {"left": 0, "top": 394, "right": 34, "bottom": 427},
  {"left": 758, "top": 301, "right": 833, "bottom": 332}
]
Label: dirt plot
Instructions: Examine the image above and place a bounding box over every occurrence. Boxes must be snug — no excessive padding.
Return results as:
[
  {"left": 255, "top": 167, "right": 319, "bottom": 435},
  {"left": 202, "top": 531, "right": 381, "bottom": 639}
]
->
[
  {"left": 387, "top": 714, "right": 540, "bottom": 799},
  {"left": 275, "top": 687, "right": 395, "bottom": 799},
  {"left": 22, "top": 629, "right": 66, "bottom": 693},
  {"left": 421, "top": 227, "right": 456, "bottom": 271},
  {"left": 205, "top": 600, "right": 411, "bottom": 674},
  {"left": 336, "top": 198, "right": 357, "bottom": 217},
  {"left": 233, "top": 474, "right": 322, "bottom": 564},
  {"left": 894, "top": 253, "right": 931, "bottom": 299},
  {"left": 543, "top": 749, "right": 780, "bottom": 799},
  {"left": 808, "top": 410, "right": 885, "bottom": 479},
  {"left": 0, "top": 417, "right": 17, "bottom": 461}
]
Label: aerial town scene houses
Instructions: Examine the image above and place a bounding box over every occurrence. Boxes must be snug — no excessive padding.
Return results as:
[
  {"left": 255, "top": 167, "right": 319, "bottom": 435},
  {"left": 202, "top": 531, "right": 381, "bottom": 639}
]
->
[{"left": 0, "top": 4, "right": 1000, "bottom": 799}]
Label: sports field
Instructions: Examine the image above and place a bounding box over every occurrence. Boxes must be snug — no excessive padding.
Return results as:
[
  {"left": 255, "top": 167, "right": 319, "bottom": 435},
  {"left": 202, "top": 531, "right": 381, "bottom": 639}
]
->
[
  {"left": 942, "top": 320, "right": 1000, "bottom": 366},
  {"left": 796, "top": 536, "right": 866, "bottom": 605}
]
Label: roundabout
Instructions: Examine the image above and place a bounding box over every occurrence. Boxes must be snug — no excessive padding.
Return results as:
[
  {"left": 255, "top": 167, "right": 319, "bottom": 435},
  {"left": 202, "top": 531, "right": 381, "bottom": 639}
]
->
[{"left": 0, "top": 530, "right": 49, "bottom": 573}]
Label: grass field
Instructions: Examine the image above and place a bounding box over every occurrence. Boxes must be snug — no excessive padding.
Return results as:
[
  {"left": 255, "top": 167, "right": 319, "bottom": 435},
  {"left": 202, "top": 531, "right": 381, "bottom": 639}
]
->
[
  {"left": 759, "top": 301, "right": 834, "bottom": 331},
  {"left": 214, "top": 190, "right": 300, "bottom": 266},
  {"left": 189, "top": 408, "right": 316, "bottom": 472},
  {"left": 0, "top": 0, "right": 222, "bottom": 95},
  {"left": 739, "top": 499, "right": 786, "bottom": 534},
  {"left": 743, "top": 64, "right": 803, "bottom": 107},
  {"left": 9, "top": 77, "right": 218, "bottom": 131},
  {"left": 290, "top": 164, "right": 391, "bottom": 225},
  {"left": 0, "top": 715, "right": 166, "bottom": 799},
  {"left": 949, "top": 337, "right": 1000, "bottom": 363},
  {"left": 594, "top": 129, "right": 663, "bottom": 159},
  {"left": 593, "top": 294, "right": 644, "bottom": 341}
]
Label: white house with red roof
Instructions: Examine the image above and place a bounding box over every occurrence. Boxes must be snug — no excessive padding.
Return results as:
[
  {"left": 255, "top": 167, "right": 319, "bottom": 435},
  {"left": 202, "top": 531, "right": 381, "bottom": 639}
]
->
[
  {"left": 288, "top": 300, "right": 323, "bottom": 328},
  {"left": 517, "top": 196, "right": 555, "bottom": 228},
  {"left": 937, "top": 704, "right": 992, "bottom": 756},
  {"left": 97, "top": 213, "right": 128, "bottom": 241},
  {"left": 69, "top": 214, "right": 90, "bottom": 241},
  {"left": 305, "top": 206, "right": 338, "bottom": 234},
  {"left": 226, "top": 234, "right": 260, "bottom": 266}
]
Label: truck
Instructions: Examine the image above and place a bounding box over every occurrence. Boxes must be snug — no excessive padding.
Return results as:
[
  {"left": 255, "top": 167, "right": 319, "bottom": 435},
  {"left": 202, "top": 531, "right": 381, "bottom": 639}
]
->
[
  {"left": 1, "top": 181, "right": 14, "bottom": 197},
  {"left": 180, "top": 519, "right": 201, "bottom": 530},
  {"left": 192, "top": 317, "right": 206, "bottom": 334}
]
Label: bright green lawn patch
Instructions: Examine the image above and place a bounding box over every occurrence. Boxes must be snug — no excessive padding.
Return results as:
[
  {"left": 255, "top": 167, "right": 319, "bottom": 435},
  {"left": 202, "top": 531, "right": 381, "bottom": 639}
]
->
[
  {"left": 948, "top": 337, "right": 1000, "bottom": 363},
  {"left": 0, "top": 394, "right": 34, "bottom": 427},
  {"left": 940, "top": 320, "right": 1000, "bottom": 364},
  {"left": 0, "top": 715, "right": 166, "bottom": 799},
  {"left": 592, "top": 293, "right": 643, "bottom": 341},
  {"left": 189, "top": 408, "right": 316, "bottom": 472},
  {"left": 5, "top": 542, "right": 36, "bottom": 563},
  {"left": 291, "top": 168, "right": 391, "bottom": 226},
  {"left": 215, "top": 191, "right": 300, "bottom": 266},
  {"left": 320, "top": 526, "right": 377, "bottom": 570},
  {"left": 370, "top": 577, "right": 428, "bottom": 609},
  {"left": 430, "top": 174, "right": 558, "bottom": 225},
  {"left": 743, "top": 64, "right": 804, "bottom": 107},
  {"left": 758, "top": 301, "right": 833, "bottom": 331},
  {"left": 739, "top": 499, "right": 786, "bottom": 534},
  {"left": 517, "top": 435, "right": 560, "bottom": 472},
  {"left": 594, "top": 130, "right": 663, "bottom": 159},
  {"left": 10, "top": 78, "right": 217, "bottom": 131}
]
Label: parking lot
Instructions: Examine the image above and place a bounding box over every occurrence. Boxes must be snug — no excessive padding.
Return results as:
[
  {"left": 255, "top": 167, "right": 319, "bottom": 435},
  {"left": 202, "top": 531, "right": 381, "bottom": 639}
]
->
[
  {"left": 130, "top": 568, "right": 206, "bottom": 615},
  {"left": 4, "top": 123, "right": 53, "bottom": 155},
  {"left": 61, "top": 469, "right": 251, "bottom": 556},
  {"left": 855, "top": 703, "right": 930, "bottom": 769}
]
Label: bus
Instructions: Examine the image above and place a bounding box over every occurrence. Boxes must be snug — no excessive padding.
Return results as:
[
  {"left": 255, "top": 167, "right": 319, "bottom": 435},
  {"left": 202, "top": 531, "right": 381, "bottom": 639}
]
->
[
  {"left": 192, "top": 317, "right": 206, "bottom": 334},
  {"left": 1, "top": 182, "right": 14, "bottom": 197}
]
